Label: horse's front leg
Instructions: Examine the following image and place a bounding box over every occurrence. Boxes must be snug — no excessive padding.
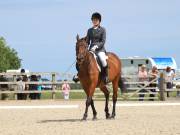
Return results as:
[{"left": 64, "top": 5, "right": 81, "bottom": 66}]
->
[
  {"left": 82, "top": 96, "right": 92, "bottom": 120},
  {"left": 91, "top": 99, "right": 97, "bottom": 120}
]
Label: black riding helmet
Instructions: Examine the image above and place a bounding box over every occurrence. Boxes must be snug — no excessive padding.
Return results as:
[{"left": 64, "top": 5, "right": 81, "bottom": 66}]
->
[{"left": 91, "top": 12, "right": 101, "bottom": 22}]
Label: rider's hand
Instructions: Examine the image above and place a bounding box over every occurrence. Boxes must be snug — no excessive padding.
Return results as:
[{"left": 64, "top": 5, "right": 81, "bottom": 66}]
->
[{"left": 91, "top": 45, "right": 98, "bottom": 52}]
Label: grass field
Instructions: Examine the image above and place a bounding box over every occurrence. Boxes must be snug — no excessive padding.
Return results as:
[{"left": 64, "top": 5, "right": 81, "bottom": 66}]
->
[{"left": 0, "top": 89, "right": 179, "bottom": 101}]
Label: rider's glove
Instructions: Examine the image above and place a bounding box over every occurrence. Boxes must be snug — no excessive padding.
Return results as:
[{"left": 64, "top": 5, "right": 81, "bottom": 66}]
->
[{"left": 91, "top": 45, "right": 98, "bottom": 52}]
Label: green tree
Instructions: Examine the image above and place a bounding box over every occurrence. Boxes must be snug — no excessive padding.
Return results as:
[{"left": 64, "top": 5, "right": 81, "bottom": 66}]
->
[{"left": 0, "top": 37, "right": 21, "bottom": 72}]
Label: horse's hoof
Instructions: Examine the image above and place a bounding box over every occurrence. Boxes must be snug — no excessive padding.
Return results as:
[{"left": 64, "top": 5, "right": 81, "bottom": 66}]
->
[
  {"left": 106, "top": 115, "right": 111, "bottom": 120},
  {"left": 106, "top": 113, "right": 111, "bottom": 119},
  {"left": 92, "top": 116, "right": 97, "bottom": 121},
  {"left": 110, "top": 115, "right": 115, "bottom": 119},
  {"left": 81, "top": 114, "right": 88, "bottom": 121},
  {"left": 106, "top": 117, "right": 111, "bottom": 120},
  {"left": 81, "top": 118, "right": 87, "bottom": 121}
]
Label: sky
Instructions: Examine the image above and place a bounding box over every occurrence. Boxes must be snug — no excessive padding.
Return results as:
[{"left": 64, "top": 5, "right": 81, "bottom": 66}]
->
[{"left": 0, "top": 0, "right": 180, "bottom": 73}]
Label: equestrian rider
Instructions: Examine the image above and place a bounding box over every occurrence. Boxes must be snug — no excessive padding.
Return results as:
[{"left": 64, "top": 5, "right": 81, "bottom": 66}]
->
[{"left": 73, "top": 12, "right": 109, "bottom": 84}]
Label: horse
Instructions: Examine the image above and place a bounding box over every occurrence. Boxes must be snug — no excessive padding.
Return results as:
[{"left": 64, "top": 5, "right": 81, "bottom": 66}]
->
[{"left": 76, "top": 35, "right": 122, "bottom": 120}]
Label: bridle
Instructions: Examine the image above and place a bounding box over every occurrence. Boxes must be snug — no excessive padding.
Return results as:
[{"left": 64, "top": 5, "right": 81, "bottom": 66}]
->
[{"left": 76, "top": 39, "right": 88, "bottom": 68}]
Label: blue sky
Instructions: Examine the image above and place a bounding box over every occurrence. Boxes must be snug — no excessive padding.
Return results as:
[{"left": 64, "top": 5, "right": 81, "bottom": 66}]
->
[{"left": 0, "top": 0, "right": 179, "bottom": 73}]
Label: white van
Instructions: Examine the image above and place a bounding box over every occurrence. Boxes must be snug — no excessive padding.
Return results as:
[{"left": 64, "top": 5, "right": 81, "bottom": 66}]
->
[{"left": 121, "top": 57, "right": 177, "bottom": 75}]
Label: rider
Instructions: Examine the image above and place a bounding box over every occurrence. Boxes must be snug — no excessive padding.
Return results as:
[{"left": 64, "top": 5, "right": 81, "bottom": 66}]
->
[{"left": 73, "top": 12, "right": 109, "bottom": 84}]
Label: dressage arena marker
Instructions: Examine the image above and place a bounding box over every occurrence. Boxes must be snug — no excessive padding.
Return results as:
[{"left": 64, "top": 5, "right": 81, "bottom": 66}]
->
[
  {"left": 115, "top": 102, "right": 180, "bottom": 107},
  {"left": 0, "top": 105, "right": 79, "bottom": 109}
]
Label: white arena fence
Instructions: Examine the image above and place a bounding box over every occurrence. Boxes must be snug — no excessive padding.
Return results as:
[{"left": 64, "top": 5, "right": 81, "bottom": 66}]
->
[{"left": 0, "top": 72, "right": 179, "bottom": 101}]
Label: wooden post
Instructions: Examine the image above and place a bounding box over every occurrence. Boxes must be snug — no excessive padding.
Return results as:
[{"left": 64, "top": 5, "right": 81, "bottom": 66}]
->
[
  {"left": 13, "top": 75, "right": 18, "bottom": 100},
  {"left": 0, "top": 76, "right": 1, "bottom": 100},
  {"left": 159, "top": 72, "right": 166, "bottom": 101},
  {"left": 52, "top": 73, "right": 56, "bottom": 99}
]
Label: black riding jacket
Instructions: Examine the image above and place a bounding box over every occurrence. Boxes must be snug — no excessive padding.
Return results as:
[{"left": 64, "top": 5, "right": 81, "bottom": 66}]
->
[{"left": 86, "top": 26, "right": 106, "bottom": 53}]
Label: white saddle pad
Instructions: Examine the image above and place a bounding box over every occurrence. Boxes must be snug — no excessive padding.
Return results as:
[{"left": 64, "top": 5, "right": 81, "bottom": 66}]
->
[{"left": 89, "top": 51, "right": 108, "bottom": 72}]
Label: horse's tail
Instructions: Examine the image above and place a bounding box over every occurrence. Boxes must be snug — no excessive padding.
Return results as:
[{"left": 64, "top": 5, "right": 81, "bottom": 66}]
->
[{"left": 118, "top": 75, "right": 127, "bottom": 94}]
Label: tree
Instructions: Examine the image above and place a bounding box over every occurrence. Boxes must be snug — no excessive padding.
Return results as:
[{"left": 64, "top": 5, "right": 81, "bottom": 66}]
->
[{"left": 0, "top": 37, "right": 21, "bottom": 72}]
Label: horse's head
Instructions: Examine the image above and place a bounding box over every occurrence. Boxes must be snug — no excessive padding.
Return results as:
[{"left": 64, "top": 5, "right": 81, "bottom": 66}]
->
[{"left": 76, "top": 34, "right": 88, "bottom": 65}]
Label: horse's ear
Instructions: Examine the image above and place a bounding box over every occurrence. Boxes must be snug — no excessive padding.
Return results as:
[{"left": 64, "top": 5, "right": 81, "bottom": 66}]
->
[
  {"left": 83, "top": 36, "right": 87, "bottom": 42},
  {"left": 76, "top": 34, "right": 79, "bottom": 41}
]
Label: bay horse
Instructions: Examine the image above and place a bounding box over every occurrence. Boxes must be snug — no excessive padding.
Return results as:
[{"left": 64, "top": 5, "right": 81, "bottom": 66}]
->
[{"left": 76, "top": 35, "right": 122, "bottom": 120}]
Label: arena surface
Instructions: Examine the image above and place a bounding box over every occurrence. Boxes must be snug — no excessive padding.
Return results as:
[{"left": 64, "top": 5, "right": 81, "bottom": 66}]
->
[{"left": 0, "top": 100, "right": 180, "bottom": 135}]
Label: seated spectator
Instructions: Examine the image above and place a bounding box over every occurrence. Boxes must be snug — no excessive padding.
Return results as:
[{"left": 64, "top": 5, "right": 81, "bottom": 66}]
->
[
  {"left": 138, "top": 65, "right": 148, "bottom": 101},
  {"left": 62, "top": 80, "right": 70, "bottom": 100},
  {"left": 165, "top": 66, "right": 175, "bottom": 97},
  {"left": 149, "top": 66, "right": 159, "bottom": 101}
]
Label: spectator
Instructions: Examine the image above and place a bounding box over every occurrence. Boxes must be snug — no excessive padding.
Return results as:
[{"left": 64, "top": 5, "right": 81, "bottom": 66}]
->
[
  {"left": 138, "top": 65, "right": 148, "bottom": 101},
  {"left": 62, "top": 80, "right": 70, "bottom": 100},
  {"left": 21, "top": 68, "right": 25, "bottom": 73},
  {"left": 149, "top": 66, "right": 159, "bottom": 101},
  {"left": 21, "top": 68, "right": 29, "bottom": 100},
  {"left": 17, "top": 77, "right": 25, "bottom": 100},
  {"left": 37, "top": 75, "right": 42, "bottom": 99},
  {"left": 22, "top": 75, "right": 29, "bottom": 99},
  {"left": 29, "top": 75, "right": 38, "bottom": 100},
  {"left": 0, "top": 75, "right": 9, "bottom": 100},
  {"left": 165, "top": 66, "right": 175, "bottom": 97}
]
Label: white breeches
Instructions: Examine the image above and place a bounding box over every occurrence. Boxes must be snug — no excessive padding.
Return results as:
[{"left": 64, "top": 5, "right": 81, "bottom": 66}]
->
[
  {"left": 63, "top": 94, "right": 69, "bottom": 100},
  {"left": 97, "top": 52, "right": 108, "bottom": 67}
]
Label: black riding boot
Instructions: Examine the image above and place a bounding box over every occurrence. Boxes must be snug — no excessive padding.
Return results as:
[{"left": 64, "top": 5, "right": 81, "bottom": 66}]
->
[
  {"left": 73, "top": 74, "right": 79, "bottom": 83},
  {"left": 104, "top": 66, "right": 109, "bottom": 84},
  {"left": 73, "top": 63, "right": 80, "bottom": 83}
]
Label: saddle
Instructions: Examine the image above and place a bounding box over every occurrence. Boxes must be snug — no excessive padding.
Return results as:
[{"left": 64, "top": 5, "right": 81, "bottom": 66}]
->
[{"left": 89, "top": 51, "right": 108, "bottom": 73}]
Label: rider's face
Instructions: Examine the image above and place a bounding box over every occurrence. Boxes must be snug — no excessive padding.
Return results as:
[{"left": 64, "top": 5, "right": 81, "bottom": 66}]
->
[{"left": 92, "top": 18, "right": 100, "bottom": 27}]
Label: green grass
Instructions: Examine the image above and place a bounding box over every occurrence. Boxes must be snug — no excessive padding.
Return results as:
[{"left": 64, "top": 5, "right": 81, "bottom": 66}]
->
[
  {"left": 40, "top": 91, "right": 86, "bottom": 99},
  {"left": 0, "top": 89, "right": 179, "bottom": 101},
  {"left": 0, "top": 90, "right": 87, "bottom": 100}
]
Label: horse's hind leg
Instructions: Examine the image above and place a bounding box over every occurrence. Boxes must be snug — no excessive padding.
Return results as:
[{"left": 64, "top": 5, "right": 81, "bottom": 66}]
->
[
  {"left": 100, "top": 85, "right": 110, "bottom": 119},
  {"left": 111, "top": 75, "right": 119, "bottom": 119},
  {"left": 91, "top": 99, "right": 97, "bottom": 120}
]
